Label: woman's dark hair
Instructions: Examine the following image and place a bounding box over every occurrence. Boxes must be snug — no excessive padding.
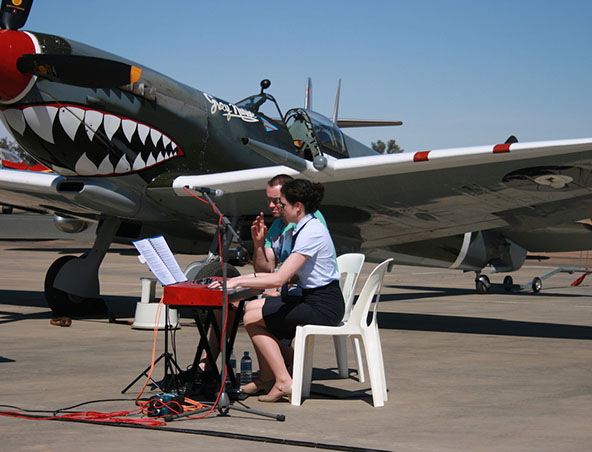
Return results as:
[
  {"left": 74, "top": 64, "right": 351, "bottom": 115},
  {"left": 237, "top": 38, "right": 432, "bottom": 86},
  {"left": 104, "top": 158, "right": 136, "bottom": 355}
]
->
[{"left": 281, "top": 179, "right": 324, "bottom": 214}]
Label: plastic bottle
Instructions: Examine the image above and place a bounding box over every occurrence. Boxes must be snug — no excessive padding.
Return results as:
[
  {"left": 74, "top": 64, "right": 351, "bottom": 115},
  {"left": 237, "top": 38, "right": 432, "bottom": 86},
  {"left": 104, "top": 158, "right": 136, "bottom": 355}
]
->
[{"left": 240, "top": 351, "right": 252, "bottom": 385}]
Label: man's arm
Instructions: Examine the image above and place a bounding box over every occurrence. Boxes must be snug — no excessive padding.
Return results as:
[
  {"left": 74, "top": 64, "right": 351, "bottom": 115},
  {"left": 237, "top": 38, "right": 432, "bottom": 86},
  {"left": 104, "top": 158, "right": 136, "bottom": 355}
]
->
[{"left": 251, "top": 213, "right": 276, "bottom": 273}]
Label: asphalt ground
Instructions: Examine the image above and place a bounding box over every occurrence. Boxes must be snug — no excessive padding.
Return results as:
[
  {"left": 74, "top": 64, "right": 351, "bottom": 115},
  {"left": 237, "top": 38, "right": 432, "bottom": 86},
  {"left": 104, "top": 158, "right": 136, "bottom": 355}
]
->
[{"left": 1, "top": 212, "right": 591, "bottom": 452}]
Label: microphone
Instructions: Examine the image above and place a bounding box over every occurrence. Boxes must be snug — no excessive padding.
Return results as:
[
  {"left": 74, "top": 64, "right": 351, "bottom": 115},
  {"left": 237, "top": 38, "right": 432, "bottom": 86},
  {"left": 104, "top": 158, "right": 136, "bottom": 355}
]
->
[{"left": 186, "top": 186, "right": 223, "bottom": 197}]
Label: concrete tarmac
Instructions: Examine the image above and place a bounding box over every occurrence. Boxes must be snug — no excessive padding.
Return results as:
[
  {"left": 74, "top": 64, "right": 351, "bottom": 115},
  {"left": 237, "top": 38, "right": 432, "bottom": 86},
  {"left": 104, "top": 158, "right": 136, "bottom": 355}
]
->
[{"left": 1, "top": 212, "right": 592, "bottom": 451}]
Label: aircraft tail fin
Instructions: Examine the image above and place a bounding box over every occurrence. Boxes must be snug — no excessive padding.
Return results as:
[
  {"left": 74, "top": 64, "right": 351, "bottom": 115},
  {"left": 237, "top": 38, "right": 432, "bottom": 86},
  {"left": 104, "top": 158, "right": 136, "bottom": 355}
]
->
[
  {"left": 303, "top": 76, "right": 403, "bottom": 128},
  {"left": 505, "top": 135, "right": 519, "bottom": 144},
  {"left": 332, "top": 79, "right": 342, "bottom": 124}
]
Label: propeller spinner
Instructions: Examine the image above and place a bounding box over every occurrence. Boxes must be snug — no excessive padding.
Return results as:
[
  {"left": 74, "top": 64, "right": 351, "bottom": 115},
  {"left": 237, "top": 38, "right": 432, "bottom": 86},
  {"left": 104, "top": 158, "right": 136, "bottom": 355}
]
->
[
  {"left": 0, "top": 29, "right": 37, "bottom": 103},
  {"left": 1, "top": 0, "right": 142, "bottom": 93}
]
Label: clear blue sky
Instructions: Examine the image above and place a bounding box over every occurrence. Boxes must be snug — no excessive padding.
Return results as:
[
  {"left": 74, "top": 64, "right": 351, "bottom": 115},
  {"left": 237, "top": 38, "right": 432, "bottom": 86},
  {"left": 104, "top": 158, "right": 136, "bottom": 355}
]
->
[{"left": 2, "top": 0, "right": 591, "bottom": 152}]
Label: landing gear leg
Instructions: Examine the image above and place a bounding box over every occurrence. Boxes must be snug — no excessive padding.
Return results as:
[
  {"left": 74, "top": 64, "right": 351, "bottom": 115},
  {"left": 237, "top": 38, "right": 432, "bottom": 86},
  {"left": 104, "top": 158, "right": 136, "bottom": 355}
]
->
[{"left": 44, "top": 218, "right": 120, "bottom": 316}]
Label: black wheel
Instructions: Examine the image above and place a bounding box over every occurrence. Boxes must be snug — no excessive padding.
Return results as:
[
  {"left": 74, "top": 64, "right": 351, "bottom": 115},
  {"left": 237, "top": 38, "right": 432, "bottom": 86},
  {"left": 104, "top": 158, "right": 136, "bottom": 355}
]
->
[
  {"left": 44, "top": 255, "right": 107, "bottom": 316},
  {"left": 193, "top": 260, "right": 241, "bottom": 280},
  {"left": 532, "top": 277, "right": 542, "bottom": 293},
  {"left": 1, "top": 206, "right": 13, "bottom": 214},
  {"left": 188, "top": 260, "right": 241, "bottom": 324},
  {"left": 503, "top": 275, "right": 513, "bottom": 292},
  {"left": 476, "top": 275, "right": 491, "bottom": 294}
]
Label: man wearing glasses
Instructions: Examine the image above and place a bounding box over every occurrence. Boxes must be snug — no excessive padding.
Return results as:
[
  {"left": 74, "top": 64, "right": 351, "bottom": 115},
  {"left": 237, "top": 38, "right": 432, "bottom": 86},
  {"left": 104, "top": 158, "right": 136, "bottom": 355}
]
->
[{"left": 251, "top": 174, "right": 327, "bottom": 277}]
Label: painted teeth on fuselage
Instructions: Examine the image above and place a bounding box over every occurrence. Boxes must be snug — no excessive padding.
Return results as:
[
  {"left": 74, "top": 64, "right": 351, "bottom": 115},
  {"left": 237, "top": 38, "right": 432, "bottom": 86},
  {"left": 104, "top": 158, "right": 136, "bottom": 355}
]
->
[{"left": 1, "top": 104, "right": 181, "bottom": 176}]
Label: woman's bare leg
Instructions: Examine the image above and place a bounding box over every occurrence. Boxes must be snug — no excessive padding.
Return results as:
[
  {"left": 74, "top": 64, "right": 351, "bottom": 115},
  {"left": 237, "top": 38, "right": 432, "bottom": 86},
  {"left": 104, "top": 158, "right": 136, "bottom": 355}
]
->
[
  {"left": 243, "top": 302, "right": 292, "bottom": 392},
  {"left": 242, "top": 299, "right": 274, "bottom": 382}
]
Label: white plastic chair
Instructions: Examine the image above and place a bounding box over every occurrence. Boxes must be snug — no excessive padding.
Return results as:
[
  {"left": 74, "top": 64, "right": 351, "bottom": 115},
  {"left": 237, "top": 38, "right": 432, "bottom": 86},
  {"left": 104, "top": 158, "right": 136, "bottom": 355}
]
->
[
  {"left": 334, "top": 253, "right": 365, "bottom": 381},
  {"left": 291, "top": 258, "right": 393, "bottom": 407}
]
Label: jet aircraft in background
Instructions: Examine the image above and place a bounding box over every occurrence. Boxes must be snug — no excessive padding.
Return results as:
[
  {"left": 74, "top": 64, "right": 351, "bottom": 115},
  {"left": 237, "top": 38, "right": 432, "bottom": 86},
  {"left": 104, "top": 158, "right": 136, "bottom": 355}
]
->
[{"left": 2, "top": 1, "right": 592, "bottom": 316}]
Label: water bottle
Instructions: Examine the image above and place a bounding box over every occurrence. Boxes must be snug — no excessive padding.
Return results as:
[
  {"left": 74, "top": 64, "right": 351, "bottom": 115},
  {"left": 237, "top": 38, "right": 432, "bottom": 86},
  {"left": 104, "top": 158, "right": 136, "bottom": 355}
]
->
[{"left": 240, "top": 351, "right": 252, "bottom": 385}]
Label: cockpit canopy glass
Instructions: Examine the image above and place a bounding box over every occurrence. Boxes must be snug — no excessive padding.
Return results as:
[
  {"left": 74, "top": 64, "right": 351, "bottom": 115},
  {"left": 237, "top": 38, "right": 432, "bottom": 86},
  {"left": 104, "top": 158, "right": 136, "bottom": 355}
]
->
[
  {"left": 284, "top": 108, "right": 348, "bottom": 160},
  {"left": 305, "top": 110, "right": 347, "bottom": 156},
  {"left": 235, "top": 93, "right": 284, "bottom": 124}
]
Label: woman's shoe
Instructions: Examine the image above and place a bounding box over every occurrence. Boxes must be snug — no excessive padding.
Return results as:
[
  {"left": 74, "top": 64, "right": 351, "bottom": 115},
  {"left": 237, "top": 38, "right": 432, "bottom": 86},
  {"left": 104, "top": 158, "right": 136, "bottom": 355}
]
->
[
  {"left": 50, "top": 316, "right": 72, "bottom": 327},
  {"left": 257, "top": 385, "right": 292, "bottom": 403},
  {"left": 240, "top": 380, "right": 274, "bottom": 395}
]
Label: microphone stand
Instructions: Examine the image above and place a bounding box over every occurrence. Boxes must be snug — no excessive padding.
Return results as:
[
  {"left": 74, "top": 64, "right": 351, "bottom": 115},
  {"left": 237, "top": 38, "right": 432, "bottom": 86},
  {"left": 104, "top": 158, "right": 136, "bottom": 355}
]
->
[{"left": 166, "top": 189, "right": 284, "bottom": 422}]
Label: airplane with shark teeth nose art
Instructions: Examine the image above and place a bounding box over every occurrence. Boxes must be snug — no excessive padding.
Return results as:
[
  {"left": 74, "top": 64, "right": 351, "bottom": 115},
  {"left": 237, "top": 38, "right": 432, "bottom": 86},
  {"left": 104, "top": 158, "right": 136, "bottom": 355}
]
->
[{"left": 3, "top": 1, "right": 592, "bottom": 317}]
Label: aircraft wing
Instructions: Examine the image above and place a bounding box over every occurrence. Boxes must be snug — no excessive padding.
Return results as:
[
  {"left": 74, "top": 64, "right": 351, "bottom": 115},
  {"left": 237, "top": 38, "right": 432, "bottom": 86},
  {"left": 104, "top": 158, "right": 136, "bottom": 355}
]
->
[
  {"left": 0, "top": 168, "right": 78, "bottom": 214},
  {"left": 173, "top": 138, "right": 592, "bottom": 249},
  {"left": 3, "top": 137, "right": 592, "bottom": 252}
]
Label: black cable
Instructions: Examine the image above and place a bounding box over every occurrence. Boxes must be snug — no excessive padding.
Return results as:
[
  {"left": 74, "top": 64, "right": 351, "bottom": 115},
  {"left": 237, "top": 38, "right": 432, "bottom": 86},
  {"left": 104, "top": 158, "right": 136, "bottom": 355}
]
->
[
  {"left": 1, "top": 399, "right": 143, "bottom": 416},
  {"left": 0, "top": 404, "right": 55, "bottom": 414},
  {"left": 54, "top": 398, "right": 141, "bottom": 414},
  {"left": 0, "top": 410, "right": 392, "bottom": 452}
]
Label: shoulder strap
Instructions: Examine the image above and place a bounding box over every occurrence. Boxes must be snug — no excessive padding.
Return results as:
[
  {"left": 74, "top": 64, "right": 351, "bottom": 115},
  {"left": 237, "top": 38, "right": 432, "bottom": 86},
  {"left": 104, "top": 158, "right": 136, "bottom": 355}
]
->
[{"left": 291, "top": 216, "right": 317, "bottom": 249}]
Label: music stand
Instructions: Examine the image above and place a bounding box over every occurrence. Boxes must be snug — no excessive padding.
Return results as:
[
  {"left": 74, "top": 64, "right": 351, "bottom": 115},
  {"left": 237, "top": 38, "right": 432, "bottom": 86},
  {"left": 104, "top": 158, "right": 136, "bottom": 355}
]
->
[
  {"left": 121, "top": 305, "right": 184, "bottom": 394},
  {"left": 164, "top": 188, "right": 284, "bottom": 422}
]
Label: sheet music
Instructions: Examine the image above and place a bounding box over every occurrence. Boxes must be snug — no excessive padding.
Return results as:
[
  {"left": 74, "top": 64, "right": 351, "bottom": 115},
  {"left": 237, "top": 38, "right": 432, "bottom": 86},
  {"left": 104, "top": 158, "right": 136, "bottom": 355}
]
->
[{"left": 133, "top": 235, "right": 188, "bottom": 286}]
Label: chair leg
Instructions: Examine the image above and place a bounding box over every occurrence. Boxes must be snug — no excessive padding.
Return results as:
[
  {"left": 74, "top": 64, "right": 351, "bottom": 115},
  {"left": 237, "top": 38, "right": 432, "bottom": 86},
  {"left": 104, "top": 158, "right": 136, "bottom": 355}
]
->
[
  {"left": 351, "top": 336, "right": 366, "bottom": 383},
  {"left": 302, "top": 335, "right": 315, "bottom": 397},
  {"left": 362, "top": 331, "right": 385, "bottom": 407},
  {"left": 373, "top": 325, "right": 388, "bottom": 400},
  {"left": 291, "top": 328, "right": 307, "bottom": 406},
  {"left": 333, "top": 335, "right": 349, "bottom": 378}
]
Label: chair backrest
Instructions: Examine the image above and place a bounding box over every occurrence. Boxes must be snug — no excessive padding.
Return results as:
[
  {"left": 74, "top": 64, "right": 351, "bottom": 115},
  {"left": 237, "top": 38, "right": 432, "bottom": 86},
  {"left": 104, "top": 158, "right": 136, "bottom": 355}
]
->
[
  {"left": 348, "top": 258, "right": 393, "bottom": 328},
  {"left": 336, "top": 253, "right": 365, "bottom": 321}
]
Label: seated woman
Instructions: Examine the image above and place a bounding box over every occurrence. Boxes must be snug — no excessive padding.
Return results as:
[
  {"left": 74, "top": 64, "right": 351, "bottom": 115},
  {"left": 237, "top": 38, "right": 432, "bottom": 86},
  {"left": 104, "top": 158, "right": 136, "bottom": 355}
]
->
[{"left": 209, "top": 179, "right": 344, "bottom": 402}]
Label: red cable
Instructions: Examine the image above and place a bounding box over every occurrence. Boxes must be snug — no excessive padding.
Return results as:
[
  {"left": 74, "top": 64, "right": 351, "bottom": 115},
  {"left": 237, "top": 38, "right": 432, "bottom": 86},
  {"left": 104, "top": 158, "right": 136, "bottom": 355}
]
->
[
  {"left": 182, "top": 186, "right": 209, "bottom": 204},
  {"left": 0, "top": 409, "right": 166, "bottom": 427},
  {"left": 134, "top": 299, "right": 165, "bottom": 405}
]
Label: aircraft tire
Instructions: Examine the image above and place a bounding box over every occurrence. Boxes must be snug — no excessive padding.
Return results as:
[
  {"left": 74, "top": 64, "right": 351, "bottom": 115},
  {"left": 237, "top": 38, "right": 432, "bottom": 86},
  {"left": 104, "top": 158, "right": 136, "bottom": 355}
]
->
[
  {"left": 187, "top": 261, "right": 242, "bottom": 325},
  {"left": 476, "top": 275, "right": 491, "bottom": 294},
  {"left": 2, "top": 206, "right": 13, "bottom": 214},
  {"left": 532, "top": 277, "right": 542, "bottom": 293},
  {"left": 192, "top": 260, "right": 241, "bottom": 280},
  {"left": 503, "top": 275, "right": 513, "bottom": 292},
  {"left": 44, "top": 255, "right": 108, "bottom": 316}
]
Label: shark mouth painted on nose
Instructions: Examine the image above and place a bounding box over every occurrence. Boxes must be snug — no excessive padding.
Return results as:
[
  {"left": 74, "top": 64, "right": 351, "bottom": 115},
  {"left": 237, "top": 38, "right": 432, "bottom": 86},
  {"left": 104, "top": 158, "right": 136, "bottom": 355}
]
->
[{"left": 0, "top": 104, "right": 183, "bottom": 176}]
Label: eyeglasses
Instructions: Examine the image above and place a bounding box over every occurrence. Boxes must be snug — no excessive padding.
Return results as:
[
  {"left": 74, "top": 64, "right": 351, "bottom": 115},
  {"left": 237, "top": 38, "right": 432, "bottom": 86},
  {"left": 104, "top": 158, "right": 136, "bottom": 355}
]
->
[{"left": 266, "top": 197, "right": 282, "bottom": 205}]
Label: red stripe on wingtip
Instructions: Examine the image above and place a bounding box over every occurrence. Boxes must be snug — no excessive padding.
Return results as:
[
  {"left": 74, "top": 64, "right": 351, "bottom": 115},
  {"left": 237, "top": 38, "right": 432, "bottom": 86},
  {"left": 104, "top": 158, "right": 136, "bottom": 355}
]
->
[
  {"left": 1, "top": 160, "right": 27, "bottom": 170},
  {"left": 493, "top": 143, "right": 511, "bottom": 153},
  {"left": 29, "top": 163, "right": 51, "bottom": 172},
  {"left": 1, "top": 160, "right": 51, "bottom": 172},
  {"left": 413, "top": 151, "right": 430, "bottom": 162}
]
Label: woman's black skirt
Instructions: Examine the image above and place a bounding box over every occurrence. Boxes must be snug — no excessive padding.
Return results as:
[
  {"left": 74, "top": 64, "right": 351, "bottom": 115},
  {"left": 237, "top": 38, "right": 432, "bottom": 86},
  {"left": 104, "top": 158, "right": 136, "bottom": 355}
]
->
[{"left": 261, "top": 280, "right": 344, "bottom": 341}]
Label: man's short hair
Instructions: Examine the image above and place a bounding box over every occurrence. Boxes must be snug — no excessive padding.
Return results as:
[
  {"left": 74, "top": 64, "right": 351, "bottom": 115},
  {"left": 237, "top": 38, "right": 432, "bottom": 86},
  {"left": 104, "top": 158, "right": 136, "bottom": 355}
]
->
[{"left": 267, "top": 174, "right": 294, "bottom": 188}]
